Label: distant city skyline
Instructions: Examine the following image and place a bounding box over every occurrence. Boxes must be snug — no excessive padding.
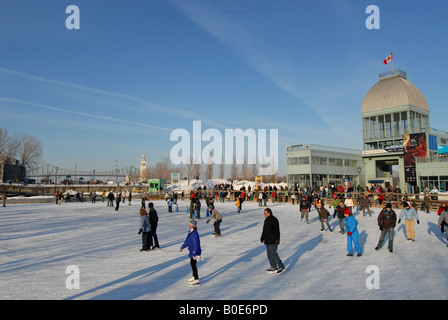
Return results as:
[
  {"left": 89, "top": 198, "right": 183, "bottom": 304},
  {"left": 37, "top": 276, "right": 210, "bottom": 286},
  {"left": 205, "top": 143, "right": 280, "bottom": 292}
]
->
[{"left": 1, "top": 0, "right": 447, "bottom": 176}]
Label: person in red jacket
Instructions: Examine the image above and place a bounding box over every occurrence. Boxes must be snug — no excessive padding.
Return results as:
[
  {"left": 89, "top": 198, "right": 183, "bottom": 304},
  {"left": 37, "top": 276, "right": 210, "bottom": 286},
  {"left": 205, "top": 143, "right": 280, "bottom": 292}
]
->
[{"left": 437, "top": 202, "right": 447, "bottom": 216}]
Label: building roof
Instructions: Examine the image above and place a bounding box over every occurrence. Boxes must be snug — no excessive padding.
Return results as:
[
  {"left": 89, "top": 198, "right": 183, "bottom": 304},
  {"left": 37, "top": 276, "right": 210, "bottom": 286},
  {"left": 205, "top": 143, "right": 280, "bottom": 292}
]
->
[{"left": 361, "top": 72, "right": 428, "bottom": 114}]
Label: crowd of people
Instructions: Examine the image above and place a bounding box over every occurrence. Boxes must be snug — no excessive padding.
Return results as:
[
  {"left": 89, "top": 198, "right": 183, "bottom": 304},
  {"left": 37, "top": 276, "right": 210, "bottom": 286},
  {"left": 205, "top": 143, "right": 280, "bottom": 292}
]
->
[
  {"left": 19, "top": 183, "right": 444, "bottom": 286},
  {"left": 147, "top": 186, "right": 448, "bottom": 285}
]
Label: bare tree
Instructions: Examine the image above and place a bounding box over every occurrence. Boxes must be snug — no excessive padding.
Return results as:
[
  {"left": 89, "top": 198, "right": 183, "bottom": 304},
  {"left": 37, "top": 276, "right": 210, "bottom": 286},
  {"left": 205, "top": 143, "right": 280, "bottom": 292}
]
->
[
  {"left": 0, "top": 129, "right": 22, "bottom": 164},
  {"left": 19, "top": 134, "right": 43, "bottom": 168},
  {"left": 193, "top": 155, "right": 202, "bottom": 181},
  {"left": 219, "top": 163, "right": 225, "bottom": 180},
  {"left": 157, "top": 156, "right": 174, "bottom": 182},
  {"left": 204, "top": 152, "right": 213, "bottom": 180},
  {"left": 231, "top": 156, "right": 238, "bottom": 181},
  {"left": 182, "top": 154, "right": 194, "bottom": 186},
  {"left": 1, "top": 129, "right": 42, "bottom": 168}
]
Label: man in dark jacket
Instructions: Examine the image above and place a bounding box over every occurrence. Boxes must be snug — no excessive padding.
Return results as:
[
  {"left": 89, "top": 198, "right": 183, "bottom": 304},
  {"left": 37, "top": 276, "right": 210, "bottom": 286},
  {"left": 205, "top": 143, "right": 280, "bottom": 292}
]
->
[
  {"left": 148, "top": 202, "right": 159, "bottom": 249},
  {"left": 260, "top": 208, "right": 285, "bottom": 274},
  {"left": 299, "top": 196, "right": 311, "bottom": 224},
  {"left": 334, "top": 201, "right": 347, "bottom": 234},
  {"left": 375, "top": 203, "right": 397, "bottom": 253}
]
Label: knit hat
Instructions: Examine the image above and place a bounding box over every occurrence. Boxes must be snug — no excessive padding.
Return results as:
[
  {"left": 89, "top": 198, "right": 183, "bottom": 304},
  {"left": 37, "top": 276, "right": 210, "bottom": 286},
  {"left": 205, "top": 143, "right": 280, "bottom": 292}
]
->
[
  {"left": 386, "top": 203, "right": 392, "bottom": 209},
  {"left": 189, "top": 219, "right": 197, "bottom": 227},
  {"left": 344, "top": 207, "right": 351, "bottom": 216}
]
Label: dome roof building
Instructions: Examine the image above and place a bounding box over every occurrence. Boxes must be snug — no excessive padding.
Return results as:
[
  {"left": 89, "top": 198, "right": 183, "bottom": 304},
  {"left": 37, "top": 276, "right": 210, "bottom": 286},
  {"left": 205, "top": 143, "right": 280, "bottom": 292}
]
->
[
  {"left": 361, "top": 69, "right": 430, "bottom": 153},
  {"left": 361, "top": 71, "right": 429, "bottom": 114}
]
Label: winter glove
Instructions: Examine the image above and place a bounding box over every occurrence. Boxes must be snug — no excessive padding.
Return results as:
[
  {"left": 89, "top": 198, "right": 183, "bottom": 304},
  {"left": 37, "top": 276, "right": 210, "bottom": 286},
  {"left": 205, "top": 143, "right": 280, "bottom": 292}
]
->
[
  {"left": 206, "top": 219, "right": 210, "bottom": 224},
  {"left": 347, "top": 231, "right": 351, "bottom": 236},
  {"left": 194, "top": 255, "right": 201, "bottom": 262},
  {"left": 417, "top": 220, "right": 420, "bottom": 224},
  {"left": 275, "top": 240, "right": 280, "bottom": 245},
  {"left": 398, "top": 219, "right": 401, "bottom": 224},
  {"left": 379, "top": 226, "right": 383, "bottom": 231},
  {"left": 138, "top": 228, "right": 143, "bottom": 235}
]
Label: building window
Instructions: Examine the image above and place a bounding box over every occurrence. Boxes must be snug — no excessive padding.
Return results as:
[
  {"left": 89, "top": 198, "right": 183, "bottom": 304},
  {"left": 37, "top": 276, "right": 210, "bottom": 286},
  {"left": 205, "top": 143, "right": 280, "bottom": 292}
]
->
[
  {"left": 385, "top": 114, "right": 391, "bottom": 138},
  {"left": 287, "top": 157, "right": 299, "bottom": 166},
  {"left": 312, "top": 157, "right": 327, "bottom": 166},
  {"left": 400, "top": 112, "right": 408, "bottom": 134},
  {"left": 393, "top": 113, "right": 400, "bottom": 137},
  {"left": 329, "top": 158, "right": 343, "bottom": 166}
]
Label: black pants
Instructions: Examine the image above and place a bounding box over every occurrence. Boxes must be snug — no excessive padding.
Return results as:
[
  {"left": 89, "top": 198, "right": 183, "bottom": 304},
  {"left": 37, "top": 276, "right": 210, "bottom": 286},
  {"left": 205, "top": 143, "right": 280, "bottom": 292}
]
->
[
  {"left": 214, "top": 220, "right": 222, "bottom": 235},
  {"left": 151, "top": 223, "right": 159, "bottom": 248},
  {"left": 190, "top": 258, "right": 198, "bottom": 279},
  {"left": 142, "top": 231, "right": 153, "bottom": 250}
]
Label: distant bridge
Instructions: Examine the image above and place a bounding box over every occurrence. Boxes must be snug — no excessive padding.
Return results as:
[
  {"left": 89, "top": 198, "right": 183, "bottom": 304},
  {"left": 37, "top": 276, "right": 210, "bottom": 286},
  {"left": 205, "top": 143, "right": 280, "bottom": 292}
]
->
[{"left": 27, "top": 164, "right": 140, "bottom": 181}]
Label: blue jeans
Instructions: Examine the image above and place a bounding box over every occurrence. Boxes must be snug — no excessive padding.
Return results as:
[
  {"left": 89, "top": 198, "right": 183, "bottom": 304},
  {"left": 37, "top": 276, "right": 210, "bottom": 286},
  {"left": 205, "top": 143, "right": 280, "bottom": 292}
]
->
[
  {"left": 347, "top": 230, "right": 362, "bottom": 254},
  {"left": 266, "top": 244, "right": 284, "bottom": 270},
  {"left": 377, "top": 227, "right": 394, "bottom": 251}
]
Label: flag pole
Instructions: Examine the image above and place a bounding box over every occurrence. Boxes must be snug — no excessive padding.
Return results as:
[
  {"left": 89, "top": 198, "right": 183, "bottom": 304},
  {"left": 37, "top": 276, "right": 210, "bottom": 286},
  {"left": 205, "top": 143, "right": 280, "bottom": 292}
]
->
[{"left": 391, "top": 51, "right": 394, "bottom": 72}]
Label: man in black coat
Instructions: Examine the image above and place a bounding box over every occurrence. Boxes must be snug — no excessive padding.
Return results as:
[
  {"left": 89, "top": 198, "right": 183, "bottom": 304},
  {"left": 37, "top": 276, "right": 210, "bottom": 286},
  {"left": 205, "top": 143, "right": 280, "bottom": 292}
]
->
[
  {"left": 148, "top": 202, "right": 159, "bottom": 249},
  {"left": 260, "top": 208, "right": 285, "bottom": 274}
]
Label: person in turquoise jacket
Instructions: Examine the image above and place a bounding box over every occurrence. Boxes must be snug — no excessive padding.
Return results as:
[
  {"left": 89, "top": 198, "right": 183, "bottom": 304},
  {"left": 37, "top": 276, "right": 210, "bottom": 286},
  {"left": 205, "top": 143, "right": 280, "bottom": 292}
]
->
[{"left": 344, "top": 208, "right": 362, "bottom": 257}]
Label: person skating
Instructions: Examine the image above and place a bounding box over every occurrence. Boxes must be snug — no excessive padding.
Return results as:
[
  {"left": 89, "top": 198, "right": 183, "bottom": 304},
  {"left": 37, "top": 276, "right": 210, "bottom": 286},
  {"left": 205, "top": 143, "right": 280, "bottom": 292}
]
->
[
  {"left": 138, "top": 208, "right": 153, "bottom": 252},
  {"left": 437, "top": 202, "right": 447, "bottom": 216},
  {"left": 2, "top": 193, "right": 6, "bottom": 207},
  {"left": 299, "top": 195, "right": 310, "bottom": 224},
  {"left": 236, "top": 197, "right": 241, "bottom": 213},
  {"left": 334, "top": 201, "right": 347, "bottom": 234},
  {"left": 260, "top": 208, "right": 285, "bottom": 273},
  {"left": 398, "top": 203, "right": 419, "bottom": 242},
  {"left": 360, "top": 193, "right": 372, "bottom": 217},
  {"left": 194, "top": 198, "right": 201, "bottom": 219},
  {"left": 423, "top": 192, "right": 430, "bottom": 214},
  {"left": 206, "top": 205, "right": 222, "bottom": 237},
  {"left": 437, "top": 209, "right": 448, "bottom": 247},
  {"left": 344, "top": 208, "right": 362, "bottom": 257},
  {"left": 180, "top": 220, "right": 202, "bottom": 286},
  {"left": 375, "top": 203, "right": 397, "bottom": 253},
  {"left": 148, "top": 202, "right": 159, "bottom": 249},
  {"left": 317, "top": 202, "right": 332, "bottom": 232},
  {"left": 344, "top": 194, "right": 354, "bottom": 215}
]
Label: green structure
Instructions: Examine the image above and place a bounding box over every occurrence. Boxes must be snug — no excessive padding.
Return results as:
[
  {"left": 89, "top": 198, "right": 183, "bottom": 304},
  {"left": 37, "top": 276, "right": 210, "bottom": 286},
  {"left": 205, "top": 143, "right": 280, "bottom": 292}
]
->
[{"left": 148, "top": 179, "right": 165, "bottom": 193}]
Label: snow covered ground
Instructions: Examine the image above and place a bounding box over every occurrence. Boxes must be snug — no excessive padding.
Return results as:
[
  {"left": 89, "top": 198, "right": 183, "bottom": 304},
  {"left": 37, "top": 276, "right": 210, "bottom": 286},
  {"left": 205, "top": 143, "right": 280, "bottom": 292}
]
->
[{"left": 1, "top": 198, "right": 447, "bottom": 301}]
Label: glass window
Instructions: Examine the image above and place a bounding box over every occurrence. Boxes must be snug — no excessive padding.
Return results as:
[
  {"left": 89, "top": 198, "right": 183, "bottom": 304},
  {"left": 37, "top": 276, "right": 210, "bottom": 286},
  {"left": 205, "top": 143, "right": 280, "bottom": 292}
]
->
[
  {"left": 393, "top": 113, "right": 400, "bottom": 137},
  {"left": 287, "top": 157, "right": 299, "bottom": 166},
  {"left": 385, "top": 114, "right": 391, "bottom": 138},
  {"left": 370, "top": 117, "right": 376, "bottom": 139},
  {"left": 378, "top": 115, "right": 384, "bottom": 139},
  {"left": 400, "top": 112, "right": 408, "bottom": 134}
]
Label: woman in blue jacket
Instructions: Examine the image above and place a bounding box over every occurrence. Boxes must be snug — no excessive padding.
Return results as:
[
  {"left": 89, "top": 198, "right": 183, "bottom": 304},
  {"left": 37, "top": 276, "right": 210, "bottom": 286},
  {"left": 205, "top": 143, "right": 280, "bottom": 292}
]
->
[
  {"left": 344, "top": 208, "right": 362, "bottom": 257},
  {"left": 180, "top": 220, "right": 202, "bottom": 285}
]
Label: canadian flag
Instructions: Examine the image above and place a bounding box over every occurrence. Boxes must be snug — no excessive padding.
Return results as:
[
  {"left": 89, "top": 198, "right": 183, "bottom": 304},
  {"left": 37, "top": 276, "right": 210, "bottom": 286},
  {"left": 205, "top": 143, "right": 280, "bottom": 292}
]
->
[{"left": 384, "top": 52, "right": 393, "bottom": 65}]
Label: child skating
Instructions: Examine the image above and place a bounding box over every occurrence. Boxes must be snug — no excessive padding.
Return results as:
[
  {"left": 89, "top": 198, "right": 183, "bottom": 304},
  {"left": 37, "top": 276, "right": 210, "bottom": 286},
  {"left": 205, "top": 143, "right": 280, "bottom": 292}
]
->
[
  {"left": 180, "top": 220, "right": 202, "bottom": 286},
  {"left": 344, "top": 208, "right": 362, "bottom": 257}
]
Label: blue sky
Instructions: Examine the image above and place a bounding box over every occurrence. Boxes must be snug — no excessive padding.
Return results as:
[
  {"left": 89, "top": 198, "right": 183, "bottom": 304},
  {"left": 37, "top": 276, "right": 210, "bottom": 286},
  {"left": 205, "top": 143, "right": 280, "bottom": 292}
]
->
[{"left": 1, "top": 0, "right": 447, "bottom": 176}]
